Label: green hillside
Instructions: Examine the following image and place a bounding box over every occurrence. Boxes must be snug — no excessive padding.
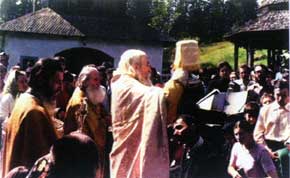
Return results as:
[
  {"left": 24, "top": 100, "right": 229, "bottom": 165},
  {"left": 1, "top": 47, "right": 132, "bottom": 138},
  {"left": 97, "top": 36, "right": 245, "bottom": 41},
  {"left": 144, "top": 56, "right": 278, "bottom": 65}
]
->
[
  {"left": 199, "top": 41, "right": 267, "bottom": 68},
  {"left": 162, "top": 41, "right": 268, "bottom": 73}
]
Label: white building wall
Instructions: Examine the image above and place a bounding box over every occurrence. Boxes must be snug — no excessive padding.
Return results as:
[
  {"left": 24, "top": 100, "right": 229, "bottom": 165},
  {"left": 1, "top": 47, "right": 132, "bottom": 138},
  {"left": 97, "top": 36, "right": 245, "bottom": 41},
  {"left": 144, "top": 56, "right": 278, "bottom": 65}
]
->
[
  {"left": 3, "top": 33, "right": 164, "bottom": 73},
  {"left": 84, "top": 40, "right": 164, "bottom": 72}
]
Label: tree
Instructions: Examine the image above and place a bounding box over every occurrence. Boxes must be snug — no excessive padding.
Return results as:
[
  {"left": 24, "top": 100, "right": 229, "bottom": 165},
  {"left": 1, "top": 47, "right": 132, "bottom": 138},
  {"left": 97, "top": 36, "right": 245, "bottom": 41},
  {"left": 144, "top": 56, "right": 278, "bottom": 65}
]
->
[
  {"left": 0, "top": 0, "right": 258, "bottom": 43},
  {"left": 187, "top": 0, "right": 210, "bottom": 42},
  {"left": 207, "top": 0, "right": 226, "bottom": 42},
  {"left": 169, "top": 0, "right": 226, "bottom": 42},
  {"left": 0, "top": 0, "right": 42, "bottom": 22},
  {"left": 168, "top": 0, "right": 257, "bottom": 43},
  {"left": 169, "top": 0, "right": 192, "bottom": 39},
  {"left": 224, "top": 0, "right": 257, "bottom": 32},
  {"left": 126, "top": 0, "right": 152, "bottom": 20},
  {"left": 149, "top": 0, "right": 180, "bottom": 34}
]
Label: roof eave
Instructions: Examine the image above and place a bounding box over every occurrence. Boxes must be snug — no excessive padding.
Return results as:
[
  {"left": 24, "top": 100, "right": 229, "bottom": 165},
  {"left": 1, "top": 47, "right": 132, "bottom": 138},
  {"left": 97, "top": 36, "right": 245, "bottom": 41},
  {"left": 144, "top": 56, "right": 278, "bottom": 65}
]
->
[{"left": 0, "top": 30, "right": 85, "bottom": 38}]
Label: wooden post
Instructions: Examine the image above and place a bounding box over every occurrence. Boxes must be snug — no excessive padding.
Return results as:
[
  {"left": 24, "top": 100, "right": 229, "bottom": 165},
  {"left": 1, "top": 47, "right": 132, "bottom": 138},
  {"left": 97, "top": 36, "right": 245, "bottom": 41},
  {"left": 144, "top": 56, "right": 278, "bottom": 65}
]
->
[
  {"left": 277, "top": 49, "right": 282, "bottom": 72},
  {"left": 250, "top": 49, "right": 255, "bottom": 67},
  {"left": 268, "top": 49, "right": 275, "bottom": 71},
  {"left": 246, "top": 42, "right": 254, "bottom": 67},
  {"left": 267, "top": 49, "right": 271, "bottom": 66},
  {"left": 234, "top": 44, "right": 239, "bottom": 71},
  {"left": 247, "top": 45, "right": 251, "bottom": 66},
  {"left": 32, "top": 0, "right": 36, "bottom": 12},
  {"left": 0, "top": 32, "right": 5, "bottom": 52},
  {"left": 246, "top": 47, "right": 249, "bottom": 66}
]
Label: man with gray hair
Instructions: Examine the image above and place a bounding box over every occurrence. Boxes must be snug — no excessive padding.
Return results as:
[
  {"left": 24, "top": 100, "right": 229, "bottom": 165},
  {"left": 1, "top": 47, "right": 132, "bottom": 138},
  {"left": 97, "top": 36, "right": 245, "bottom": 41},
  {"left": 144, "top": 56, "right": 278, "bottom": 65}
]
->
[
  {"left": 64, "top": 64, "right": 109, "bottom": 178},
  {"left": 110, "top": 49, "right": 188, "bottom": 178}
]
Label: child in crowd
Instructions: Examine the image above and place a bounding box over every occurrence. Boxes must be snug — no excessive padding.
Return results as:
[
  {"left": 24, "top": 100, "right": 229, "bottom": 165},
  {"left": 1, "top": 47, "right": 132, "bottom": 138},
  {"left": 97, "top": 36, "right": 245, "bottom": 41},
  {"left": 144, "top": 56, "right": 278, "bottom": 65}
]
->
[
  {"left": 243, "top": 101, "right": 260, "bottom": 126},
  {"left": 260, "top": 92, "right": 274, "bottom": 106},
  {"left": 228, "top": 120, "right": 278, "bottom": 178}
]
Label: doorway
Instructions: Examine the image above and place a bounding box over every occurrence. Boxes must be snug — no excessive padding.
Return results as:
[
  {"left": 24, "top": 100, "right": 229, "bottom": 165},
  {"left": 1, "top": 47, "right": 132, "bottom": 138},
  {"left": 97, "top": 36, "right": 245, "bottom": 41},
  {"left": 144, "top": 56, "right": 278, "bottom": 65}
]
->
[{"left": 55, "top": 47, "right": 114, "bottom": 74}]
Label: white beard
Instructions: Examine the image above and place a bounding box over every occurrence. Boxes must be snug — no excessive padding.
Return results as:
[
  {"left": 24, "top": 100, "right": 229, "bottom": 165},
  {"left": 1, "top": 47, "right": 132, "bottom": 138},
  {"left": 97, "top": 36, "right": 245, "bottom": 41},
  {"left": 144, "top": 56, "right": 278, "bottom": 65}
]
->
[
  {"left": 136, "top": 72, "right": 152, "bottom": 86},
  {"left": 86, "top": 86, "right": 106, "bottom": 105}
]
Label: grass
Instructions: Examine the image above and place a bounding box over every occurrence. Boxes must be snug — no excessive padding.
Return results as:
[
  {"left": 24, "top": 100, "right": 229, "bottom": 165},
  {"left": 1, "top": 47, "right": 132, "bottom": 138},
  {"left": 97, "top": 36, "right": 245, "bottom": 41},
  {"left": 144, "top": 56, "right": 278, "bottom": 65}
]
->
[
  {"left": 162, "top": 41, "right": 268, "bottom": 73},
  {"left": 199, "top": 41, "right": 268, "bottom": 68}
]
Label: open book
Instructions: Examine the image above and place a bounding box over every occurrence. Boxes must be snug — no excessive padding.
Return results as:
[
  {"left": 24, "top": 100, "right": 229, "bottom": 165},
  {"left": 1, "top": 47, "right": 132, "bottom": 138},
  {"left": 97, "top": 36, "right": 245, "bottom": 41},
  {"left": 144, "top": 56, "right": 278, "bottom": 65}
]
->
[{"left": 196, "top": 89, "right": 248, "bottom": 115}]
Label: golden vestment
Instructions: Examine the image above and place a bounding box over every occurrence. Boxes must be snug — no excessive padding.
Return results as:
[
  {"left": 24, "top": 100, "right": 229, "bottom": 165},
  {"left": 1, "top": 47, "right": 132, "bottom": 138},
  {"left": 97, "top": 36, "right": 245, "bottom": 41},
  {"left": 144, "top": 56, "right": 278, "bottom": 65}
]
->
[
  {"left": 2, "top": 93, "right": 58, "bottom": 177},
  {"left": 64, "top": 87, "right": 108, "bottom": 178}
]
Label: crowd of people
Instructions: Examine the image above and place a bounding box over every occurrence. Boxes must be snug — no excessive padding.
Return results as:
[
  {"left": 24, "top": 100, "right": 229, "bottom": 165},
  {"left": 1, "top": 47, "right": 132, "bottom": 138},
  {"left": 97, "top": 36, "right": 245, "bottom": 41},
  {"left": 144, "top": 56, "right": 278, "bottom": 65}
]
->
[{"left": 0, "top": 43, "right": 288, "bottom": 178}]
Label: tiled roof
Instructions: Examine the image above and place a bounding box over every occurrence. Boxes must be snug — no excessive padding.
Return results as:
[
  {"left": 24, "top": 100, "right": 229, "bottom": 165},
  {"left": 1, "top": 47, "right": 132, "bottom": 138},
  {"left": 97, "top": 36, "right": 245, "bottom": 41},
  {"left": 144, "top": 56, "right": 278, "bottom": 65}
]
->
[
  {"left": 260, "top": 0, "right": 288, "bottom": 7},
  {"left": 0, "top": 8, "right": 84, "bottom": 37},
  {"left": 235, "top": 10, "right": 288, "bottom": 32},
  {"left": 226, "top": 0, "right": 288, "bottom": 36}
]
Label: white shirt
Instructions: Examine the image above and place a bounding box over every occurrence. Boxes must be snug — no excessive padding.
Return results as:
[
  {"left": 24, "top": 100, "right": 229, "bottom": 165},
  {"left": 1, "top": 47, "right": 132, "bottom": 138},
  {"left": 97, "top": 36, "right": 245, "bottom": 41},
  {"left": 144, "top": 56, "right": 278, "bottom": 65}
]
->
[
  {"left": 254, "top": 101, "right": 290, "bottom": 144},
  {"left": 0, "top": 93, "right": 15, "bottom": 121}
]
